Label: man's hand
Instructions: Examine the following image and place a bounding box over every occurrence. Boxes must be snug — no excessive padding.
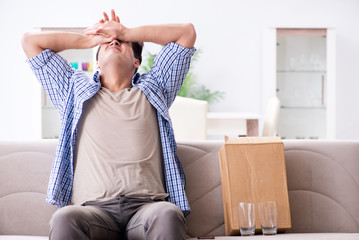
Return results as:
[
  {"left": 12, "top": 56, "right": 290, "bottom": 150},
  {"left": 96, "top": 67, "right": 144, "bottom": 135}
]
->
[
  {"left": 84, "top": 10, "right": 127, "bottom": 43},
  {"left": 85, "top": 9, "right": 196, "bottom": 49}
]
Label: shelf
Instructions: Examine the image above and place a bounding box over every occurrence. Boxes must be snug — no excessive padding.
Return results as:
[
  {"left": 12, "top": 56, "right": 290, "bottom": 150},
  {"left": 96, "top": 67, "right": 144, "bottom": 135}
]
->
[
  {"left": 277, "top": 70, "right": 326, "bottom": 73},
  {"left": 281, "top": 106, "right": 326, "bottom": 109}
]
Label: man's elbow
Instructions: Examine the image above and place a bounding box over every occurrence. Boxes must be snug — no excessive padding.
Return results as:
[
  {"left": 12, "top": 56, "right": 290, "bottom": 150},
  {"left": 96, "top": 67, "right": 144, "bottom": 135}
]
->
[
  {"left": 22, "top": 32, "right": 33, "bottom": 49},
  {"left": 21, "top": 32, "right": 42, "bottom": 59},
  {"left": 184, "top": 23, "right": 196, "bottom": 48},
  {"left": 176, "top": 23, "right": 196, "bottom": 49}
]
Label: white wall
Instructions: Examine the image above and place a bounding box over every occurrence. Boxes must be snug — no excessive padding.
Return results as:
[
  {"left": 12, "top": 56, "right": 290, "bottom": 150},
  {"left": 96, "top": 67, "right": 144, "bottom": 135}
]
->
[{"left": 1, "top": 0, "right": 359, "bottom": 140}]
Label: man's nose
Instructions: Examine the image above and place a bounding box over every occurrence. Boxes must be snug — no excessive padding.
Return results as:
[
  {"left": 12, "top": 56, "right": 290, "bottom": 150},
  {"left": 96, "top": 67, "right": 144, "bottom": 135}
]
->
[{"left": 110, "top": 40, "right": 120, "bottom": 46}]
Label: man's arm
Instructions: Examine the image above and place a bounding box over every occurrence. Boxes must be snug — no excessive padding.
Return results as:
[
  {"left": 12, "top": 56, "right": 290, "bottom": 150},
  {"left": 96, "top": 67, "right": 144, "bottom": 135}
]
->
[
  {"left": 84, "top": 9, "right": 196, "bottom": 49},
  {"left": 120, "top": 23, "right": 196, "bottom": 49},
  {"left": 22, "top": 30, "right": 115, "bottom": 110},
  {"left": 21, "top": 31, "right": 116, "bottom": 59}
]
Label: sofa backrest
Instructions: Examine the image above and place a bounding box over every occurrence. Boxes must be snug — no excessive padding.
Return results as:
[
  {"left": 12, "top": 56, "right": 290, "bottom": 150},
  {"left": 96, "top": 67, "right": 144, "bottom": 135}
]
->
[
  {"left": 1, "top": 140, "right": 359, "bottom": 237},
  {"left": 283, "top": 140, "right": 359, "bottom": 233},
  {"left": 0, "top": 140, "right": 58, "bottom": 236},
  {"left": 177, "top": 140, "right": 225, "bottom": 237}
]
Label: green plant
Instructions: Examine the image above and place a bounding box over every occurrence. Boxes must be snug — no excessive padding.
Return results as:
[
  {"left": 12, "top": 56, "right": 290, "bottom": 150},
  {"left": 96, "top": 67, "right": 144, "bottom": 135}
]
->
[{"left": 139, "top": 50, "right": 225, "bottom": 104}]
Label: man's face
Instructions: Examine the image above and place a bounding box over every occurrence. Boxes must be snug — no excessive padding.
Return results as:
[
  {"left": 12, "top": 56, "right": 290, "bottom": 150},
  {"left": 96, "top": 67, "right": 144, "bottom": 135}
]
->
[{"left": 97, "top": 39, "right": 139, "bottom": 72}]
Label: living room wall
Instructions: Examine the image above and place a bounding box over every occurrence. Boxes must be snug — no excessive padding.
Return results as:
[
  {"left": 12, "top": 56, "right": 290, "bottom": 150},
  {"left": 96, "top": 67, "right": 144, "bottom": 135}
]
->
[{"left": 0, "top": 0, "right": 358, "bottom": 140}]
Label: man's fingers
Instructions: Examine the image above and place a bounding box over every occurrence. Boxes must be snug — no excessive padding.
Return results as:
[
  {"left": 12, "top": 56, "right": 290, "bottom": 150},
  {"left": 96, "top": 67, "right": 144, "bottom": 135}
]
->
[
  {"left": 85, "top": 23, "right": 101, "bottom": 31},
  {"left": 84, "top": 28, "right": 96, "bottom": 35},
  {"left": 103, "top": 12, "right": 109, "bottom": 21},
  {"left": 111, "top": 9, "right": 120, "bottom": 22},
  {"left": 110, "top": 35, "right": 117, "bottom": 42},
  {"left": 84, "top": 24, "right": 102, "bottom": 35},
  {"left": 111, "top": 9, "right": 116, "bottom": 21},
  {"left": 101, "top": 10, "right": 119, "bottom": 23}
]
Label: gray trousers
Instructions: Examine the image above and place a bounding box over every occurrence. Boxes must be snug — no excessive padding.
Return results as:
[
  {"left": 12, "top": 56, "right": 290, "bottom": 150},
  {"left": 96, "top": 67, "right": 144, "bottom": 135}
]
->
[{"left": 49, "top": 197, "right": 186, "bottom": 240}]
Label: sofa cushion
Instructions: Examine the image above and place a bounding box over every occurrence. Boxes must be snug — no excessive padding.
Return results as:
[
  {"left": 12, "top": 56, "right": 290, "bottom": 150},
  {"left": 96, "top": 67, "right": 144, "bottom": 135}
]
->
[
  {"left": 177, "top": 140, "right": 225, "bottom": 238},
  {"left": 0, "top": 236, "right": 48, "bottom": 240},
  {"left": 186, "top": 233, "right": 359, "bottom": 240},
  {"left": 284, "top": 140, "right": 359, "bottom": 233},
  {"left": 1, "top": 233, "right": 359, "bottom": 240},
  {"left": 0, "top": 140, "right": 58, "bottom": 236}
]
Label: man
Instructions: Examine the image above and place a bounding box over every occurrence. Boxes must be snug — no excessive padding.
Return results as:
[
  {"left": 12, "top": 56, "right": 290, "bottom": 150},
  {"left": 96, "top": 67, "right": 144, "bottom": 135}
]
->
[{"left": 22, "top": 9, "right": 196, "bottom": 240}]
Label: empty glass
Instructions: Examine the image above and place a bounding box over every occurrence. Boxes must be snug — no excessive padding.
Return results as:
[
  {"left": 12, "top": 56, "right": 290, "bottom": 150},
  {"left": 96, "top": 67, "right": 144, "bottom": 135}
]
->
[
  {"left": 258, "top": 201, "right": 278, "bottom": 235},
  {"left": 237, "top": 202, "right": 255, "bottom": 236}
]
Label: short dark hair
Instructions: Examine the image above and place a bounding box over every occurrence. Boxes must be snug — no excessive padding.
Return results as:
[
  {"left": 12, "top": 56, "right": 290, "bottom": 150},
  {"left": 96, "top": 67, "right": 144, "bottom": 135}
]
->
[
  {"left": 96, "top": 41, "right": 144, "bottom": 72},
  {"left": 131, "top": 42, "right": 144, "bottom": 65}
]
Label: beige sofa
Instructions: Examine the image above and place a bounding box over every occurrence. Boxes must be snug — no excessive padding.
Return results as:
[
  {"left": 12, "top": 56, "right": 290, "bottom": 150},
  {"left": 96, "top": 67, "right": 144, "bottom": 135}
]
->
[{"left": 1, "top": 139, "right": 359, "bottom": 239}]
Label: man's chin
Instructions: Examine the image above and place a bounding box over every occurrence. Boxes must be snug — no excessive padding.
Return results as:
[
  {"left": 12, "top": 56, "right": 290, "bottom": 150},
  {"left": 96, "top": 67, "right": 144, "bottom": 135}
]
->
[
  {"left": 108, "top": 48, "right": 121, "bottom": 53},
  {"left": 101, "top": 54, "right": 122, "bottom": 64}
]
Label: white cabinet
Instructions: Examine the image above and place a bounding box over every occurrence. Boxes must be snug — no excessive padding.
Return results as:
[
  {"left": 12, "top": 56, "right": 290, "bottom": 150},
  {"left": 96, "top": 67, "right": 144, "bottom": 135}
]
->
[
  {"left": 37, "top": 27, "right": 97, "bottom": 139},
  {"left": 275, "top": 29, "right": 329, "bottom": 139}
]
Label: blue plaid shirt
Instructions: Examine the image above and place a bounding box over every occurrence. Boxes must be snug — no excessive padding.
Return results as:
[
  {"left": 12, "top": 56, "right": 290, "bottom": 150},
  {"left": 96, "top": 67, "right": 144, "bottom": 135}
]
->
[{"left": 27, "top": 42, "right": 196, "bottom": 217}]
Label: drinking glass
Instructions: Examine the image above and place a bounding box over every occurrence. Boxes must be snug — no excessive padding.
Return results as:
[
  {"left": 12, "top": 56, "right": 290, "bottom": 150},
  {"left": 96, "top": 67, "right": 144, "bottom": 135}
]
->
[
  {"left": 258, "top": 201, "right": 278, "bottom": 235},
  {"left": 237, "top": 202, "right": 255, "bottom": 236}
]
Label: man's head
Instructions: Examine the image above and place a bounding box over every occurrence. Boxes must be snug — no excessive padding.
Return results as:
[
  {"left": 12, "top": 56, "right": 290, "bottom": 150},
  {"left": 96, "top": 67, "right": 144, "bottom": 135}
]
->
[{"left": 96, "top": 40, "right": 144, "bottom": 74}]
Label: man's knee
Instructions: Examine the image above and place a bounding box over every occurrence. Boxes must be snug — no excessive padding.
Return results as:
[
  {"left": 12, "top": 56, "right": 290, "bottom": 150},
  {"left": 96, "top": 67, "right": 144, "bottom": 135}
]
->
[
  {"left": 50, "top": 206, "right": 84, "bottom": 228},
  {"left": 50, "top": 206, "right": 90, "bottom": 239},
  {"left": 126, "top": 201, "right": 187, "bottom": 239},
  {"left": 152, "top": 202, "right": 185, "bottom": 224},
  {"left": 147, "top": 202, "right": 186, "bottom": 238}
]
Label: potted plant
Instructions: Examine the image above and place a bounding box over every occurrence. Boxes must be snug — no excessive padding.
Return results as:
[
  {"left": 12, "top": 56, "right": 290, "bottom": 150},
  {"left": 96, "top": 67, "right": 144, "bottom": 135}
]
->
[{"left": 140, "top": 50, "right": 225, "bottom": 104}]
